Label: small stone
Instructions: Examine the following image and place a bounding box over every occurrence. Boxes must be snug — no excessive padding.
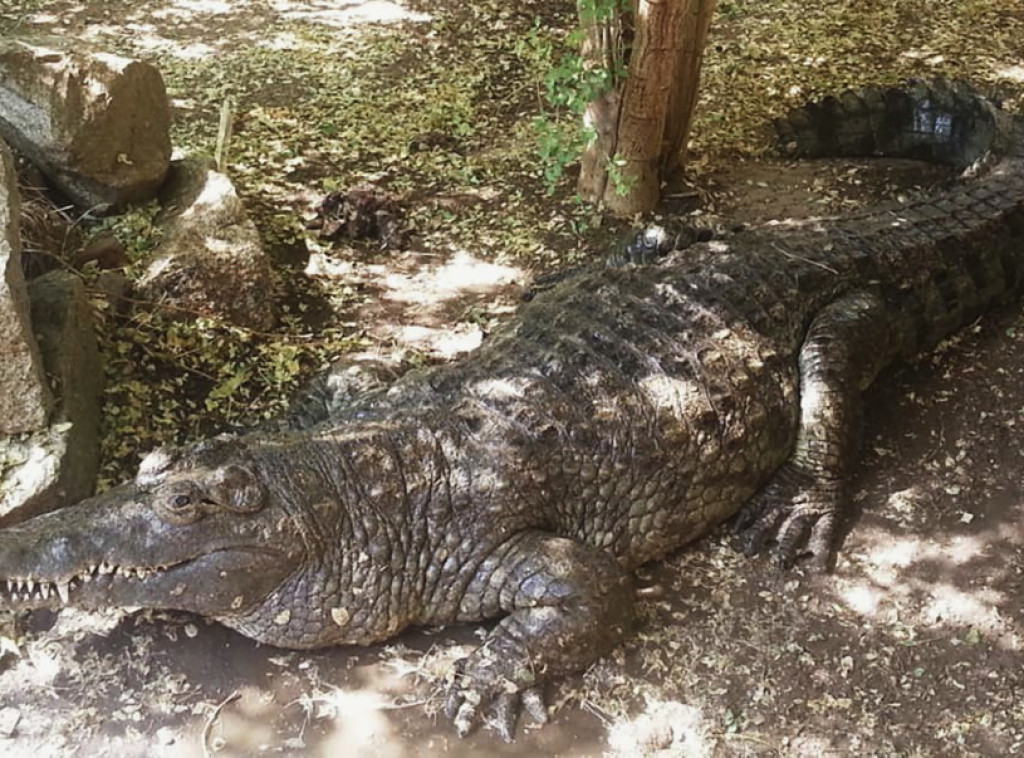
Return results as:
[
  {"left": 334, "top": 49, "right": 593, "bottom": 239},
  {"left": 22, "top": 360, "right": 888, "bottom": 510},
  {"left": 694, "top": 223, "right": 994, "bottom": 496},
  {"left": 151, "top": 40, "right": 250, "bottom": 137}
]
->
[
  {"left": 0, "top": 706, "right": 20, "bottom": 738},
  {"left": 274, "top": 610, "right": 291, "bottom": 625},
  {"left": 330, "top": 607, "right": 350, "bottom": 627},
  {"left": 183, "top": 623, "right": 198, "bottom": 638}
]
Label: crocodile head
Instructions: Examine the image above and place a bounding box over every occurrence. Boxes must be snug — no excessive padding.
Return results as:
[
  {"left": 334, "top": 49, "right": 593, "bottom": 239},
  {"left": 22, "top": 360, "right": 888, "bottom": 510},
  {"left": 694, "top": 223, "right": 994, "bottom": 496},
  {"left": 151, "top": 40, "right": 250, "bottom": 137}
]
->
[{"left": 0, "top": 435, "right": 311, "bottom": 644}]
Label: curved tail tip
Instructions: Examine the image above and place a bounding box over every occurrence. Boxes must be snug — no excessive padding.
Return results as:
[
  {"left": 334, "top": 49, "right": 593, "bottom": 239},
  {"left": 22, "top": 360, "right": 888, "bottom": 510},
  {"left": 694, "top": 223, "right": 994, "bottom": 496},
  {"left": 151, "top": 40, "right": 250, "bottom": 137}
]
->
[{"left": 774, "top": 79, "right": 1021, "bottom": 168}]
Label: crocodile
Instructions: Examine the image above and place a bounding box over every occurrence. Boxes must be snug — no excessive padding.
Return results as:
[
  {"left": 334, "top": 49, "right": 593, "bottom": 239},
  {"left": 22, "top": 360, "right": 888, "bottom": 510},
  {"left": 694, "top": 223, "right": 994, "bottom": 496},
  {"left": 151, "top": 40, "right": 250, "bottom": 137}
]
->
[{"left": 1, "top": 80, "right": 1023, "bottom": 740}]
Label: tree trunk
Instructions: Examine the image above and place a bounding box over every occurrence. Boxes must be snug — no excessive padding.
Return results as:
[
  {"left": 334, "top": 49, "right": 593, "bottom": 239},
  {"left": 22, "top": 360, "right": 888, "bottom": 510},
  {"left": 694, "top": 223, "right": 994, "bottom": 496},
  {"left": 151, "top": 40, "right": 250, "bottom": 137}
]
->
[
  {"left": 576, "top": 1, "right": 630, "bottom": 201},
  {"left": 578, "top": 0, "right": 717, "bottom": 216},
  {"left": 661, "top": 0, "right": 717, "bottom": 172}
]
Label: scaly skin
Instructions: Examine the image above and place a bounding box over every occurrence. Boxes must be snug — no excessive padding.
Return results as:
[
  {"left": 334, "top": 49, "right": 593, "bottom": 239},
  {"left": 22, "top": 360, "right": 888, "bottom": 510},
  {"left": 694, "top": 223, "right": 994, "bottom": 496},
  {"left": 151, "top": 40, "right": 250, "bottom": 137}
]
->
[{"left": 1, "top": 81, "right": 1022, "bottom": 739}]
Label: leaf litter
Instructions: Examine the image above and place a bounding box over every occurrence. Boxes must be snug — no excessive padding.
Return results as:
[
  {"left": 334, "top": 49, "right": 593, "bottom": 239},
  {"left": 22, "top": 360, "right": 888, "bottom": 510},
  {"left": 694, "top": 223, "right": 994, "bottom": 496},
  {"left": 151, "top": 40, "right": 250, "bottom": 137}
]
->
[{"left": 0, "top": 0, "right": 1022, "bottom": 755}]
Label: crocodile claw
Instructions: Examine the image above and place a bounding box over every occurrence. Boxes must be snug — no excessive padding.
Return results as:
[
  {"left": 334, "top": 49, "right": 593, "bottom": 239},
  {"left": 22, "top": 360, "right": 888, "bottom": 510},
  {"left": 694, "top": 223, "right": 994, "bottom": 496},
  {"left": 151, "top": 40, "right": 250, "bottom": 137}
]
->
[
  {"left": 445, "top": 683, "right": 482, "bottom": 739},
  {"left": 444, "top": 658, "right": 547, "bottom": 741},
  {"left": 734, "top": 464, "right": 838, "bottom": 570}
]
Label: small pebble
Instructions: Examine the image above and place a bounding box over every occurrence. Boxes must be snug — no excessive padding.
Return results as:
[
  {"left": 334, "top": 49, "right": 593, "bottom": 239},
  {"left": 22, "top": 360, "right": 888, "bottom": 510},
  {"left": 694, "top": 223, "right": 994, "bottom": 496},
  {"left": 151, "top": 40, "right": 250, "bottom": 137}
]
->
[{"left": 0, "top": 707, "right": 21, "bottom": 738}]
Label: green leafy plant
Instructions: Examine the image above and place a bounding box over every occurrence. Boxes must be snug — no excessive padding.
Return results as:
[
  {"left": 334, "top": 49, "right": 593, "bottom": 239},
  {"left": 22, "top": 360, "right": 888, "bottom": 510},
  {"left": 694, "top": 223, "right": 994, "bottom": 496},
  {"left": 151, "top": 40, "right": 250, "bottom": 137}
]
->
[
  {"left": 606, "top": 153, "right": 637, "bottom": 196},
  {"left": 533, "top": 117, "right": 593, "bottom": 193},
  {"left": 516, "top": 4, "right": 633, "bottom": 193},
  {"left": 101, "top": 201, "right": 164, "bottom": 265}
]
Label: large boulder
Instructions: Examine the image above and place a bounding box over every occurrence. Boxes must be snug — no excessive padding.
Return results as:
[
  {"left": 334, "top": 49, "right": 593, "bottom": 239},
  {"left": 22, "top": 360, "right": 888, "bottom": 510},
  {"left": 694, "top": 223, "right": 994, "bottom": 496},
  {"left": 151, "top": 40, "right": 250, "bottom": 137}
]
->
[
  {"left": 0, "top": 270, "right": 103, "bottom": 525},
  {"left": 0, "top": 39, "right": 171, "bottom": 212},
  {"left": 0, "top": 138, "right": 52, "bottom": 435},
  {"left": 137, "top": 158, "right": 279, "bottom": 330}
]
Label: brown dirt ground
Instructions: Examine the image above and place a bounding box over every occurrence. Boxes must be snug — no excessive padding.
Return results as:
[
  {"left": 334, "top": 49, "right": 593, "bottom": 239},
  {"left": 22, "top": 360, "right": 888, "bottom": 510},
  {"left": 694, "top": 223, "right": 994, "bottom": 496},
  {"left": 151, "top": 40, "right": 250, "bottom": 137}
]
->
[{"left": 1, "top": 2, "right": 1023, "bottom": 757}]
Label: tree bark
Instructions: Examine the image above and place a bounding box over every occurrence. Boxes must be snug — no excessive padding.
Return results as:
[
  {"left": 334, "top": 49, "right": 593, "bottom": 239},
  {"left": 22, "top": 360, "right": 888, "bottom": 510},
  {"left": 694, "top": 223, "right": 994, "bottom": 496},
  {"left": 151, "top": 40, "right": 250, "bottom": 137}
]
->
[
  {"left": 576, "top": 0, "right": 630, "bottom": 201},
  {"left": 577, "top": 0, "right": 717, "bottom": 216},
  {"left": 661, "top": 0, "right": 717, "bottom": 172}
]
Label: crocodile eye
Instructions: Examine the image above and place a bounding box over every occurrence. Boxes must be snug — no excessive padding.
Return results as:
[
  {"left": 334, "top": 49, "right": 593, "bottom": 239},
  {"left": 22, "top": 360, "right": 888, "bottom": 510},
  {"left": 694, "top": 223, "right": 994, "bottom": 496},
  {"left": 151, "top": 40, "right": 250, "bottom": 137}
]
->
[
  {"left": 155, "top": 486, "right": 204, "bottom": 524},
  {"left": 170, "top": 494, "right": 192, "bottom": 509}
]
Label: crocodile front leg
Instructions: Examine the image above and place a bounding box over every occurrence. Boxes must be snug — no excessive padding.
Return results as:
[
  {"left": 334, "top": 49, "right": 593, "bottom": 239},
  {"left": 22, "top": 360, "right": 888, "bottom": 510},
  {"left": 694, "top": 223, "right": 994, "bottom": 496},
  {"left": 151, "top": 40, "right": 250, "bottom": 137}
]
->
[
  {"left": 442, "top": 531, "right": 635, "bottom": 740},
  {"left": 737, "top": 291, "right": 889, "bottom": 568}
]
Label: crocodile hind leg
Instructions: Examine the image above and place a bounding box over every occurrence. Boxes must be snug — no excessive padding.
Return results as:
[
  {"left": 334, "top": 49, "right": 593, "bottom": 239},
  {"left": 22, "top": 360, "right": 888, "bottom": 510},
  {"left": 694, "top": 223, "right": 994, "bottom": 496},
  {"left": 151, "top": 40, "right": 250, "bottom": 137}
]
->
[
  {"left": 736, "top": 291, "right": 889, "bottom": 569},
  {"left": 443, "top": 531, "right": 634, "bottom": 741}
]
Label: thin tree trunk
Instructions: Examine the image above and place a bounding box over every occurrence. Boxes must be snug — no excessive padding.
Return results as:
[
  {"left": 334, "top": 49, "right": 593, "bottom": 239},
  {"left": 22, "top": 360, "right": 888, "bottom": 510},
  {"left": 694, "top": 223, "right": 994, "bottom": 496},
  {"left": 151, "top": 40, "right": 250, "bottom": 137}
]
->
[
  {"left": 577, "top": 0, "right": 629, "bottom": 200},
  {"left": 577, "top": 0, "right": 717, "bottom": 216},
  {"left": 662, "top": 0, "right": 717, "bottom": 172}
]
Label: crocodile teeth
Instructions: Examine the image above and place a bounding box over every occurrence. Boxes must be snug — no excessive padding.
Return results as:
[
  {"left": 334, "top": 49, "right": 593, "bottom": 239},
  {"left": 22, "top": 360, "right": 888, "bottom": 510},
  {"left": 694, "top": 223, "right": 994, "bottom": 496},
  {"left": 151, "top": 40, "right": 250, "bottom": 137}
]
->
[
  {"left": 40, "top": 583, "right": 51, "bottom": 600},
  {"left": 99, "top": 562, "right": 115, "bottom": 575},
  {"left": 56, "top": 582, "right": 70, "bottom": 604},
  {"left": 6, "top": 580, "right": 12, "bottom": 593}
]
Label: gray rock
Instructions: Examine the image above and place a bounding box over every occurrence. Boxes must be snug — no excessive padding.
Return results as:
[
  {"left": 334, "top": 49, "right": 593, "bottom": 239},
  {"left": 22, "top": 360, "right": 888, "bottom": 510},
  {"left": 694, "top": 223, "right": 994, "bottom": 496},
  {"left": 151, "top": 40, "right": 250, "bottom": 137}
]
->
[
  {"left": 0, "top": 39, "right": 171, "bottom": 212},
  {"left": 0, "top": 706, "right": 20, "bottom": 739},
  {"left": 0, "top": 137, "right": 52, "bottom": 435},
  {"left": 137, "top": 157, "right": 279, "bottom": 330},
  {"left": 0, "top": 270, "right": 103, "bottom": 525}
]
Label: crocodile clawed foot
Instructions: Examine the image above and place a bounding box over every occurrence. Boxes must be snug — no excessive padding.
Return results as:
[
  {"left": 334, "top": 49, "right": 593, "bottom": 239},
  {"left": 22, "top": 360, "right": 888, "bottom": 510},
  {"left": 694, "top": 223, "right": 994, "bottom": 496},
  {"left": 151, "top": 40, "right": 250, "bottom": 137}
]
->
[
  {"left": 444, "top": 658, "right": 547, "bottom": 741},
  {"left": 734, "top": 465, "right": 839, "bottom": 570}
]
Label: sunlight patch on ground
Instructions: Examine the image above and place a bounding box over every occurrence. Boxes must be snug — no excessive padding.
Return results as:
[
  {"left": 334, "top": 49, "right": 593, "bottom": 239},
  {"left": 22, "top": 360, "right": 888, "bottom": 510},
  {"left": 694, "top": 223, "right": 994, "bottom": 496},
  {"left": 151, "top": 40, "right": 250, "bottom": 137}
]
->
[
  {"left": 257, "top": 31, "right": 302, "bottom": 52},
  {"left": 215, "top": 685, "right": 278, "bottom": 753},
  {"left": 307, "top": 248, "right": 522, "bottom": 357},
  {"left": 379, "top": 251, "right": 521, "bottom": 306},
  {"left": 268, "top": 0, "right": 430, "bottom": 27},
  {"left": 23, "top": 10, "right": 72, "bottom": 25},
  {"left": 151, "top": 0, "right": 242, "bottom": 16},
  {"left": 29, "top": 0, "right": 424, "bottom": 57},
  {"left": 144, "top": 39, "right": 217, "bottom": 59},
  {"left": 292, "top": 647, "right": 452, "bottom": 757},
  {"left": 837, "top": 525, "right": 1020, "bottom": 649},
  {"left": 306, "top": 250, "right": 523, "bottom": 307},
  {"left": 74, "top": 21, "right": 219, "bottom": 58},
  {"left": 996, "top": 63, "right": 1024, "bottom": 83},
  {"left": 606, "top": 700, "right": 710, "bottom": 757}
]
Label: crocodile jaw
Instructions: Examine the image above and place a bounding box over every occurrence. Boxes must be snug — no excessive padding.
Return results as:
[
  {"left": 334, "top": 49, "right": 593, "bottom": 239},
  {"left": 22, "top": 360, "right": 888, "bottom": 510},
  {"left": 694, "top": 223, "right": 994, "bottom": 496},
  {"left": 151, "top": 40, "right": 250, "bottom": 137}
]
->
[
  {"left": 0, "top": 548, "right": 291, "bottom": 616},
  {"left": 0, "top": 559, "right": 177, "bottom": 608},
  {"left": 0, "top": 484, "right": 301, "bottom": 618}
]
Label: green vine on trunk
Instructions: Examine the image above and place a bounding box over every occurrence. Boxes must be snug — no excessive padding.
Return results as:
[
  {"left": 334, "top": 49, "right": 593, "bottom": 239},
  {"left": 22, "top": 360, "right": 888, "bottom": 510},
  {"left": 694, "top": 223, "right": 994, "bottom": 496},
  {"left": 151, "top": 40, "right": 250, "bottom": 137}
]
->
[{"left": 516, "top": 3, "right": 633, "bottom": 194}]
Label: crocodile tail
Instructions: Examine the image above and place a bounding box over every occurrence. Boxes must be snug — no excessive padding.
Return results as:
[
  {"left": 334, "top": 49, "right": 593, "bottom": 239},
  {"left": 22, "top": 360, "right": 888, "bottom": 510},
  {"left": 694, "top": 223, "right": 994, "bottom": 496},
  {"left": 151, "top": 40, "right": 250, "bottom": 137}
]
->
[{"left": 775, "top": 79, "right": 1022, "bottom": 169}]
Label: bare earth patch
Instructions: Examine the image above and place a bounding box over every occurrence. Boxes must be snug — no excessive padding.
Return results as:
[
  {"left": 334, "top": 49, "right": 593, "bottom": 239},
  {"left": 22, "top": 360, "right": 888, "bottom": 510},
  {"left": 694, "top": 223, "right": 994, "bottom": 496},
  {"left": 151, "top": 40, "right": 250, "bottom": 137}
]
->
[{"left": 0, "top": 0, "right": 1022, "bottom": 756}]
